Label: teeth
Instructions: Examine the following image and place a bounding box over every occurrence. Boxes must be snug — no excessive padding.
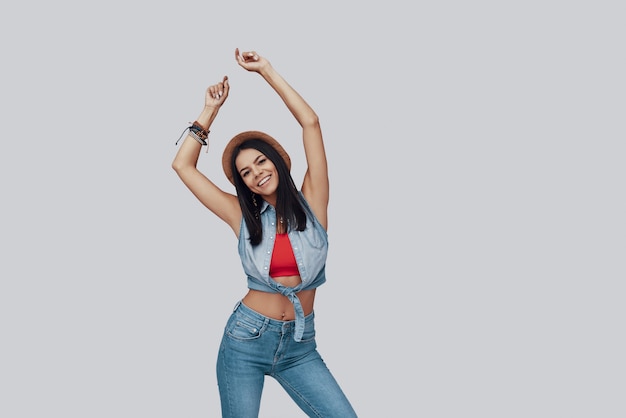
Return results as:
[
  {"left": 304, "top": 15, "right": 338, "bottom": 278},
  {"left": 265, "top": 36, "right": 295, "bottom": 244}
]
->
[{"left": 258, "top": 176, "right": 270, "bottom": 186}]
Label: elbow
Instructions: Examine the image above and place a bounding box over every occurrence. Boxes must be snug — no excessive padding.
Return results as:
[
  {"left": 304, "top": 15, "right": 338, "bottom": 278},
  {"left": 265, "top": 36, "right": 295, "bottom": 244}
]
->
[
  {"left": 171, "top": 158, "right": 185, "bottom": 174},
  {"left": 301, "top": 114, "right": 320, "bottom": 129},
  {"left": 172, "top": 156, "right": 200, "bottom": 180},
  {"left": 172, "top": 153, "right": 199, "bottom": 176}
]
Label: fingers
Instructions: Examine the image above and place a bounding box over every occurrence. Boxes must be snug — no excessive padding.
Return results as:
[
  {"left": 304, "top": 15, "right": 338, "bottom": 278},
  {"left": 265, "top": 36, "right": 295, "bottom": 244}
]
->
[
  {"left": 222, "top": 75, "right": 230, "bottom": 96},
  {"left": 207, "top": 76, "right": 229, "bottom": 100},
  {"left": 235, "top": 47, "right": 259, "bottom": 65},
  {"left": 243, "top": 51, "right": 259, "bottom": 62}
]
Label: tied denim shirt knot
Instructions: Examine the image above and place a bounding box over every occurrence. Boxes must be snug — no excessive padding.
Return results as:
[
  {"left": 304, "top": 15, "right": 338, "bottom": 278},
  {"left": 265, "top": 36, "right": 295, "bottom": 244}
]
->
[
  {"left": 281, "top": 290, "right": 306, "bottom": 341},
  {"left": 247, "top": 277, "right": 306, "bottom": 341}
]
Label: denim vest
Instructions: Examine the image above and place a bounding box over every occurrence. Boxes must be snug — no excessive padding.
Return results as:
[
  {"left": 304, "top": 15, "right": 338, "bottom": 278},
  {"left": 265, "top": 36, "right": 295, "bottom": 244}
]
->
[{"left": 238, "top": 192, "right": 328, "bottom": 341}]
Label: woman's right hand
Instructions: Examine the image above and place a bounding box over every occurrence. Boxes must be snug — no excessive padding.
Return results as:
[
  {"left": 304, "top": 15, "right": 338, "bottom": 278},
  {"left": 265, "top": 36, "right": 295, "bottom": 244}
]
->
[{"left": 204, "top": 75, "right": 230, "bottom": 109}]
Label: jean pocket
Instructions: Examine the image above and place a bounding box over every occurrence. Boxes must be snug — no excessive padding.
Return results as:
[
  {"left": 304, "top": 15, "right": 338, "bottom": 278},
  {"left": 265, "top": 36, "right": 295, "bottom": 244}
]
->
[{"left": 226, "top": 317, "right": 263, "bottom": 341}]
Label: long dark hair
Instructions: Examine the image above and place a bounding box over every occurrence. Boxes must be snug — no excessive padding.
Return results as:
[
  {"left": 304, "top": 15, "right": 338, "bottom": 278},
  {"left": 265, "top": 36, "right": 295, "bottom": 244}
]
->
[{"left": 230, "top": 138, "right": 306, "bottom": 245}]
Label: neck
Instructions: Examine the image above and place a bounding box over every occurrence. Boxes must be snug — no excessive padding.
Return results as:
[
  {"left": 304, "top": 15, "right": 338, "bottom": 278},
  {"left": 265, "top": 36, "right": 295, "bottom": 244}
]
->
[{"left": 265, "top": 194, "right": 277, "bottom": 207}]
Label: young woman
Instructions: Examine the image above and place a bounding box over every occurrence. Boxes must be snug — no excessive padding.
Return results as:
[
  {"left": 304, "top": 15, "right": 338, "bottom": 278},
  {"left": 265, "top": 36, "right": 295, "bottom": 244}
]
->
[{"left": 172, "top": 48, "right": 357, "bottom": 417}]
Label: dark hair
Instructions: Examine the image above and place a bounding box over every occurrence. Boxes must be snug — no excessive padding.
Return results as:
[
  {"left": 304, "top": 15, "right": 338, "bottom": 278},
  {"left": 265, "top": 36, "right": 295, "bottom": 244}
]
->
[{"left": 230, "top": 138, "right": 306, "bottom": 245}]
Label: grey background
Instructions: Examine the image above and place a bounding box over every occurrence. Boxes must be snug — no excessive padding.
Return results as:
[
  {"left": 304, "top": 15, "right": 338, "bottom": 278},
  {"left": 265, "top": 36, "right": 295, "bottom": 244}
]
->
[{"left": 1, "top": 1, "right": 624, "bottom": 417}]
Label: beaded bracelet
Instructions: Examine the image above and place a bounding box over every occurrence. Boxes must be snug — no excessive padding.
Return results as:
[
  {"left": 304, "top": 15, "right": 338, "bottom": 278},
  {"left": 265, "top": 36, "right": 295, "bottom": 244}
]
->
[{"left": 189, "top": 130, "right": 208, "bottom": 146}]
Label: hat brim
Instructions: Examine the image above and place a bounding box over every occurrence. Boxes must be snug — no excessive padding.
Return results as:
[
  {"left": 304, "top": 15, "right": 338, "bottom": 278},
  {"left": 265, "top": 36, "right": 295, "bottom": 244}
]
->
[{"left": 222, "top": 131, "right": 291, "bottom": 185}]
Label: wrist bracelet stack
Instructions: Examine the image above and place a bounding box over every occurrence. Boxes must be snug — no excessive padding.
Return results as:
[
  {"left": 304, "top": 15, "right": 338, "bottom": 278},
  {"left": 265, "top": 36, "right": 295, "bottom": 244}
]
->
[
  {"left": 189, "top": 121, "right": 209, "bottom": 146},
  {"left": 175, "top": 121, "right": 210, "bottom": 148}
]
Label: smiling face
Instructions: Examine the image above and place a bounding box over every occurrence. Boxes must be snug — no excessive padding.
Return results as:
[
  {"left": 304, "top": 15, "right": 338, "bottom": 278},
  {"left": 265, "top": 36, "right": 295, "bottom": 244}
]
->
[{"left": 235, "top": 148, "right": 280, "bottom": 203}]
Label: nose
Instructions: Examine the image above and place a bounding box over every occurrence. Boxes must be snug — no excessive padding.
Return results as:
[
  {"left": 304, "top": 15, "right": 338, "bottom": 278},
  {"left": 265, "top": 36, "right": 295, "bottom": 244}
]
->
[{"left": 252, "top": 165, "right": 263, "bottom": 176}]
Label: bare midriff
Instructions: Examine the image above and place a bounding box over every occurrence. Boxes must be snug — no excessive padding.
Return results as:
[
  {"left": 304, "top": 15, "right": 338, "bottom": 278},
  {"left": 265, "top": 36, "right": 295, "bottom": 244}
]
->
[{"left": 242, "top": 275, "right": 316, "bottom": 321}]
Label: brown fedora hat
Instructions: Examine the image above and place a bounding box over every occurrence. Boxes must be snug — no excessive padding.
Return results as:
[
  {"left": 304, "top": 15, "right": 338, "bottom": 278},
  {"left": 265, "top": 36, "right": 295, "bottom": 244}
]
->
[{"left": 222, "top": 130, "right": 291, "bottom": 185}]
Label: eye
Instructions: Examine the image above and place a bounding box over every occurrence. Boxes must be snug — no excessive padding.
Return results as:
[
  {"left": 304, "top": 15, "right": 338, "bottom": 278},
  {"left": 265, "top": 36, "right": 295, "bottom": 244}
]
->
[
  {"left": 259, "top": 158, "right": 267, "bottom": 165},
  {"left": 241, "top": 170, "right": 250, "bottom": 177}
]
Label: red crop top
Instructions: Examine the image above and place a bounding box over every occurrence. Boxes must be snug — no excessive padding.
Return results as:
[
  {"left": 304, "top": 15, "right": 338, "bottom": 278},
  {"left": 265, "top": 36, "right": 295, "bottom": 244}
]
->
[{"left": 269, "top": 234, "right": 300, "bottom": 277}]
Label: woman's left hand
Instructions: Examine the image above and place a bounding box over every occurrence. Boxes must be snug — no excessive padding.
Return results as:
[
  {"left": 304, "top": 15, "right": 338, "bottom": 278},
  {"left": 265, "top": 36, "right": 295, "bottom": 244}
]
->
[{"left": 235, "top": 48, "right": 270, "bottom": 73}]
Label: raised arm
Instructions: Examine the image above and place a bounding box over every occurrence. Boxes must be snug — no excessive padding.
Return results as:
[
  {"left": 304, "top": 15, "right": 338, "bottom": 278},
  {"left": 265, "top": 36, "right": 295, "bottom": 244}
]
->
[
  {"left": 235, "top": 49, "right": 329, "bottom": 229},
  {"left": 171, "top": 76, "right": 242, "bottom": 235}
]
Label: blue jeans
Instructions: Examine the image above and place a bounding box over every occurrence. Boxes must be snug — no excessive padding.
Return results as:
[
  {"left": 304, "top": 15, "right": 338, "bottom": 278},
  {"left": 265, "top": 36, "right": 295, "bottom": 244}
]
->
[{"left": 216, "top": 300, "right": 357, "bottom": 417}]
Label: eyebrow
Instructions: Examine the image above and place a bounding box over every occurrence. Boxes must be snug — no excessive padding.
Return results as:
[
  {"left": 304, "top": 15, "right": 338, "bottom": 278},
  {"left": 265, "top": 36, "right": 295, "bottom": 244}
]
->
[{"left": 238, "top": 154, "right": 265, "bottom": 174}]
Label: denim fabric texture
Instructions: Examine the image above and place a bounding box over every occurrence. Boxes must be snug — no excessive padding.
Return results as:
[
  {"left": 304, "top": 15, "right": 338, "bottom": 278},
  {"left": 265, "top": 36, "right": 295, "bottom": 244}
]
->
[
  {"left": 237, "top": 192, "right": 328, "bottom": 341},
  {"left": 216, "top": 301, "right": 357, "bottom": 417}
]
